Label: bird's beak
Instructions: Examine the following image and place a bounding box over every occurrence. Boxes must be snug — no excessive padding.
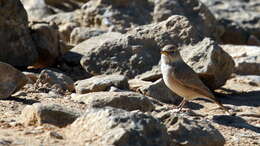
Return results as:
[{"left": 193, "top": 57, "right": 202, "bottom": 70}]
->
[{"left": 160, "top": 51, "right": 168, "bottom": 55}]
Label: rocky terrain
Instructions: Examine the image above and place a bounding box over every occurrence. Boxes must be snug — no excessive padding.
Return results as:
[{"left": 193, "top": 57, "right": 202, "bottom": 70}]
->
[{"left": 0, "top": 0, "right": 259, "bottom": 145}]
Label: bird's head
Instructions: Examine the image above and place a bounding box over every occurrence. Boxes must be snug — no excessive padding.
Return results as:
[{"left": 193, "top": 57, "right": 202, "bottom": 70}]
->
[{"left": 160, "top": 44, "right": 182, "bottom": 64}]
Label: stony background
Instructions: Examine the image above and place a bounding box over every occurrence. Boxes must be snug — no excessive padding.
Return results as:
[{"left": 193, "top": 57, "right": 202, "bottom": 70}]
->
[{"left": 0, "top": 0, "right": 259, "bottom": 145}]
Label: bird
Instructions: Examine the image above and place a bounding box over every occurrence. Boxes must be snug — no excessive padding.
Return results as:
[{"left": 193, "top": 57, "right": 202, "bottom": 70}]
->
[{"left": 160, "top": 44, "right": 232, "bottom": 114}]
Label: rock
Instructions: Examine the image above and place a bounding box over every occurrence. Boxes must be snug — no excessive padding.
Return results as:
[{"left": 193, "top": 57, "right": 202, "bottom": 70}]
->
[
  {"left": 20, "top": 0, "right": 54, "bottom": 21},
  {"left": 48, "top": 131, "right": 63, "bottom": 139},
  {"left": 71, "top": 32, "right": 123, "bottom": 58},
  {"left": 21, "top": 0, "right": 87, "bottom": 21},
  {"left": 231, "top": 75, "right": 260, "bottom": 87},
  {"left": 22, "top": 71, "right": 38, "bottom": 84},
  {"left": 71, "top": 91, "right": 154, "bottom": 112},
  {"left": 153, "top": 0, "right": 221, "bottom": 41},
  {"left": 221, "top": 45, "right": 260, "bottom": 75},
  {"left": 44, "top": 0, "right": 87, "bottom": 12},
  {"left": 56, "top": 56, "right": 91, "bottom": 81},
  {"left": 0, "top": 139, "right": 12, "bottom": 145},
  {"left": 128, "top": 79, "right": 153, "bottom": 91},
  {"left": 135, "top": 65, "right": 162, "bottom": 81},
  {"left": 66, "top": 107, "right": 170, "bottom": 146},
  {"left": 29, "top": 21, "right": 61, "bottom": 68},
  {"left": 181, "top": 38, "right": 235, "bottom": 89},
  {"left": 58, "top": 22, "right": 79, "bottom": 45},
  {"left": 75, "top": 74, "right": 128, "bottom": 94},
  {"left": 80, "top": 0, "right": 153, "bottom": 32},
  {"left": 44, "top": 10, "right": 82, "bottom": 43},
  {"left": 70, "top": 27, "right": 106, "bottom": 45},
  {"left": 20, "top": 103, "right": 81, "bottom": 127},
  {"left": 0, "top": 0, "right": 38, "bottom": 67},
  {"left": 0, "top": 62, "right": 27, "bottom": 99},
  {"left": 152, "top": 111, "right": 225, "bottom": 146},
  {"left": 78, "top": 16, "right": 234, "bottom": 89},
  {"left": 247, "top": 35, "right": 260, "bottom": 46},
  {"left": 237, "top": 109, "right": 260, "bottom": 118},
  {"left": 130, "top": 15, "right": 201, "bottom": 46},
  {"left": 138, "top": 79, "right": 181, "bottom": 104},
  {"left": 201, "top": 0, "right": 260, "bottom": 45},
  {"left": 64, "top": 32, "right": 123, "bottom": 66},
  {"left": 109, "top": 86, "right": 124, "bottom": 92},
  {"left": 59, "top": 32, "right": 122, "bottom": 80},
  {"left": 38, "top": 91, "right": 63, "bottom": 98},
  {"left": 79, "top": 16, "right": 196, "bottom": 78},
  {"left": 36, "top": 69, "right": 75, "bottom": 92}
]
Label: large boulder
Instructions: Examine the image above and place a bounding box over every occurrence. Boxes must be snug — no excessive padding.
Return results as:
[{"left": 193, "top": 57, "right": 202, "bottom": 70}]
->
[
  {"left": 153, "top": 0, "right": 221, "bottom": 41},
  {"left": 79, "top": 16, "right": 198, "bottom": 78},
  {"left": 69, "top": 32, "right": 123, "bottom": 61},
  {"left": 0, "top": 62, "right": 27, "bottom": 99},
  {"left": 0, "top": 0, "right": 38, "bottom": 67},
  {"left": 181, "top": 38, "right": 235, "bottom": 89},
  {"left": 66, "top": 107, "right": 170, "bottom": 146},
  {"left": 61, "top": 32, "right": 123, "bottom": 80},
  {"left": 75, "top": 15, "right": 234, "bottom": 89},
  {"left": 62, "top": 31, "right": 122, "bottom": 65},
  {"left": 71, "top": 91, "right": 154, "bottom": 112},
  {"left": 153, "top": 110, "right": 225, "bottom": 146},
  {"left": 201, "top": 0, "right": 260, "bottom": 45},
  {"left": 221, "top": 45, "right": 260, "bottom": 75}
]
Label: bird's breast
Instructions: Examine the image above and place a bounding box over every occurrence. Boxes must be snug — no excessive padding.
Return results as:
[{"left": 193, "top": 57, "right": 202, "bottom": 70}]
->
[{"left": 161, "top": 64, "right": 197, "bottom": 99}]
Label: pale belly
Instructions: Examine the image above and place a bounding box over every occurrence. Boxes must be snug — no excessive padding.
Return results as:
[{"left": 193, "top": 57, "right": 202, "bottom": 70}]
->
[{"left": 161, "top": 65, "right": 199, "bottom": 100}]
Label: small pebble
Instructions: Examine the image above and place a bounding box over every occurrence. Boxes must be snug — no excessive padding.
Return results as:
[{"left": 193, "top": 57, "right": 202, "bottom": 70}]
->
[{"left": 49, "top": 131, "right": 63, "bottom": 139}]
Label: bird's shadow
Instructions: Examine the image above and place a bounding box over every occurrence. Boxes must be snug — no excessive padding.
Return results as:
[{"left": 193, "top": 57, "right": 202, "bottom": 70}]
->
[
  {"left": 1, "top": 96, "right": 39, "bottom": 105},
  {"left": 213, "top": 115, "right": 260, "bottom": 133},
  {"left": 185, "top": 101, "right": 204, "bottom": 110}
]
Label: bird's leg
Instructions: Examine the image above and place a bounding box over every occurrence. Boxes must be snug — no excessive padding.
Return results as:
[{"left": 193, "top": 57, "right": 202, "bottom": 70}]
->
[
  {"left": 165, "top": 99, "right": 185, "bottom": 110},
  {"left": 169, "top": 99, "right": 187, "bottom": 113},
  {"left": 177, "top": 99, "right": 187, "bottom": 111},
  {"left": 165, "top": 99, "right": 189, "bottom": 113}
]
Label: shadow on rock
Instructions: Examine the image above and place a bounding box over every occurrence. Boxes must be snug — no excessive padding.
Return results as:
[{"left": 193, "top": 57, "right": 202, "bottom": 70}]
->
[
  {"left": 215, "top": 89, "right": 260, "bottom": 107},
  {"left": 2, "top": 97, "right": 39, "bottom": 105},
  {"left": 213, "top": 115, "right": 260, "bottom": 133}
]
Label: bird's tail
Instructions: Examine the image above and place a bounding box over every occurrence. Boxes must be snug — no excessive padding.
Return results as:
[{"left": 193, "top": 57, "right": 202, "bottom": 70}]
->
[{"left": 206, "top": 94, "right": 233, "bottom": 115}]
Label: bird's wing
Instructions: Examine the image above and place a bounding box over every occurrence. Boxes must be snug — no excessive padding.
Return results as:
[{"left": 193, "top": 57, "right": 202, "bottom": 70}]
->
[
  {"left": 171, "top": 63, "right": 214, "bottom": 99},
  {"left": 170, "top": 63, "right": 230, "bottom": 113}
]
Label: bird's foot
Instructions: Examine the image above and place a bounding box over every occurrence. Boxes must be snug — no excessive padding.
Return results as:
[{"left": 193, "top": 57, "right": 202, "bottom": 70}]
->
[
  {"left": 163, "top": 104, "right": 178, "bottom": 110},
  {"left": 170, "top": 108, "right": 190, "bottom": 113}
]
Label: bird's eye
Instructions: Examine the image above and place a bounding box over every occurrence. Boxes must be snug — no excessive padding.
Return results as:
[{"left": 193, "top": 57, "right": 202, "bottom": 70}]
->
[{"left": 169, "top": 50, "right": 175, "bottom": 53}]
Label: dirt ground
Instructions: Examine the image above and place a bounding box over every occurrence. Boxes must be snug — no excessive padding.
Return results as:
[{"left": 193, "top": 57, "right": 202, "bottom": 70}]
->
[{"left": 0, "top": 77, "right": 259, "bottom": 146}]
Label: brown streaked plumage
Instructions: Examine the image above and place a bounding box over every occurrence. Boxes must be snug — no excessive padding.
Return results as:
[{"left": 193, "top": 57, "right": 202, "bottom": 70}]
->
[{"left": 160, "top": 45, "right": 232, "bottom": 114}]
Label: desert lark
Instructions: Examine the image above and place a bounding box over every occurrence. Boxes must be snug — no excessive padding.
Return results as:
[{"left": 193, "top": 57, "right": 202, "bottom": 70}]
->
[{"left": 160, "top": 44, "right": 231, "bottom": 114}]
